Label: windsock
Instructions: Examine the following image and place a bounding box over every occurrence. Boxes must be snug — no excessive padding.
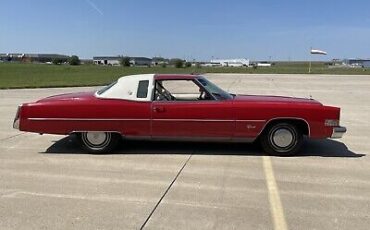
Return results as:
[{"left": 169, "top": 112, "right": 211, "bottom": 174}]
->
[{"left": 310, "top": 49, "right": 327, "bottom": 55}]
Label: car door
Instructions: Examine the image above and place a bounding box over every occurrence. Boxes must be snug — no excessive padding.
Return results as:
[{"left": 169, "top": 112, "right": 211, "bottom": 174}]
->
[{"left": 151, "top": 79, "right": 234, "bottom": 140}]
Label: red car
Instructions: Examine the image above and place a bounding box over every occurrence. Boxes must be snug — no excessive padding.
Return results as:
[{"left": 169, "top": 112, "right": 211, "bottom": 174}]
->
[{"left": 13, "top": 74, "right": 346, "bottom": 156}]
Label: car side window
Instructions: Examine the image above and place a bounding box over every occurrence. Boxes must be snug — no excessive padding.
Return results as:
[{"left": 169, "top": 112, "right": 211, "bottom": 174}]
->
[
  {"left": 154, "top": 80, "right": 213, "bottom": 101},
  {"left": 137, "top": 80, "right": 149, "bottom": 98}
]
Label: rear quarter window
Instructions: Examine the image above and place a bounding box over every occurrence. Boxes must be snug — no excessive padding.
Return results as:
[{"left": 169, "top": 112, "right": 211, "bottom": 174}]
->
[{"left": 137, "top": 80, "right": 149, "bottom": 98}]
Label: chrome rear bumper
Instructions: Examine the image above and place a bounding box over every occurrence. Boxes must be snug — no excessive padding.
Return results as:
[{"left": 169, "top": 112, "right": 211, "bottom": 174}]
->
[
  {"left": 13, "top": 118, "right": 20, "bottom": 130},
  {"left": 331, "top": 126, "right": 347, "bottom": 139},
  {"left": 13, "top": 105, "right": 21, "bottom": 130}
]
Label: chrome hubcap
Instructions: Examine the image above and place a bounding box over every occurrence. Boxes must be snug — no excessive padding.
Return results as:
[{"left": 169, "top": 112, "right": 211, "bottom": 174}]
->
[
  {"left": 272, "top": 128, "right": 294, "bottom": 148},
  {"left": 86, "top": 132, "right": 107, "bottom": 145}
]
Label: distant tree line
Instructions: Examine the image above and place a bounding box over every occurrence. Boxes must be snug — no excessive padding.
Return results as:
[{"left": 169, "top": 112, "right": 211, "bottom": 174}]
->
[
  {"left": 117, "top": 56, "right": 193, "bottom": 68},
  {"left": 52, "top": 55, "right": 80, "bottom": 65},
  {"left": 168, "top": 59, "right": 192, "bottom": 68},
  {"left": 119, "top": 56, "right": 131, "bottom": 67},
  {"left": 1, "top": 53, "right": 198, "bottom": 68}
]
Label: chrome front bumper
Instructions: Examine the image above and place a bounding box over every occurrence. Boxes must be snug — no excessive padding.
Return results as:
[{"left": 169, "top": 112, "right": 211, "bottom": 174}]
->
[{"left": 331, "top": 126, "right": 347, "bottom": 139}]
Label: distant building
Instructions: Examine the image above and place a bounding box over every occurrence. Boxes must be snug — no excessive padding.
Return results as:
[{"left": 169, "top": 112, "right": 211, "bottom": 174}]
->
[
  {"left": 152, "top": 57, "right": 169, "bottom": 66},
  {"left": 256, "top": 61, "right": 272, "bottom": 67},
  {"left": 130, "top": 57, "right": 152, "bottom": 66},
  {"left": 93, "top": 56, "right": 121, "bottom": 66},
  {"left": 343, "top": 58, "right": 370, "bottom": 68},
  {"left": 0, "top": 53, "right": 69, "bottom": 63},
  {"left": 210, "top": 58, "right": 250, "bottom": 67},
  {"left": 331, "top": 59, "right": 343, "bottom": 66},
  {"left": 201, "top": 62, "right": 222, "bottom": 67},
  {"left": 93, "top": 56, "right": 152, "bottom": 66}
]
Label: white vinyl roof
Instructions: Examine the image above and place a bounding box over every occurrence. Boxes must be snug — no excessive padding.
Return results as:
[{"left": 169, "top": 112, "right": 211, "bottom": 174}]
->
[{"left": 95, "top": 74, "right": 155, "bottom": 101}]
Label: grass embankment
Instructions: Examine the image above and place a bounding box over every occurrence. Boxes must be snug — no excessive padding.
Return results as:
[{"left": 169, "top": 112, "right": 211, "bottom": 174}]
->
[
  {"left": 0, "top": 62, "right": 369, "bottom": 89},
  {"left": 0, "top": 63, "right": 196, "bottom": 89}
]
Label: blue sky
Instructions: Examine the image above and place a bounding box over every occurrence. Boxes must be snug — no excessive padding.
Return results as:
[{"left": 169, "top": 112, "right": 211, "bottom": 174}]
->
[{"left": 1, "top": 0, "right": 370, "bottom": 60}]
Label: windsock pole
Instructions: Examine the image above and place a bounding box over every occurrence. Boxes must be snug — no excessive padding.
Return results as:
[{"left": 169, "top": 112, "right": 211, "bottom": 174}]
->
[
  {"left": 309, "top": 48, "right": 327, "bottom": 74},
  {"left": 309, "top": 47, "right": 312, "bottom": 74}
]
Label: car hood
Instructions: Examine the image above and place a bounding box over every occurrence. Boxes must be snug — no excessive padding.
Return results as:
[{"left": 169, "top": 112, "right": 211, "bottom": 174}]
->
[
  {"left": 37, "top": 91, "right": 96, "bottom": 102},
  {"left": 233, "top": 94, "right": 322, "bottom": 105}
]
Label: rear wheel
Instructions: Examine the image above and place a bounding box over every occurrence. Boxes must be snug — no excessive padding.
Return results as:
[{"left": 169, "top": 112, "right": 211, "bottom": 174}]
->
[
  {"left": 260, "top": 122, "right": 303, "bottom": 156},
  {"left": 79, "top": 132, "right": 120, "bottom": 154}
]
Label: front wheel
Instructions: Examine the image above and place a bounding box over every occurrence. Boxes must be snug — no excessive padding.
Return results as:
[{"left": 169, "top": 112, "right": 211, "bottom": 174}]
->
[
  {"left": 260, "top": 123, "right": 303, "bottom": 156},
  {"left": 79, "top": 132, "right": 120, "bottom": 154}
]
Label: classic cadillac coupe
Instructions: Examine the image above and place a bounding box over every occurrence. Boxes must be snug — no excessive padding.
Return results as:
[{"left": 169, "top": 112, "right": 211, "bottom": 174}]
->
[{"left": 13, "top": 74, "right": 346, "bottom": 155}]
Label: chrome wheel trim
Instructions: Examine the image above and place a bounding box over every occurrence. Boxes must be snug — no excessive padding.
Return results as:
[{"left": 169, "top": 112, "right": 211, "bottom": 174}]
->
[
  {"left": 269, "top": 127, "right": 297, "bottom": 152},
  {"left": 272, "top": 128, "right": 294, "bottom": 148},
  {"left": 82, "top": 132, "right": 111, "bottom": 150}
]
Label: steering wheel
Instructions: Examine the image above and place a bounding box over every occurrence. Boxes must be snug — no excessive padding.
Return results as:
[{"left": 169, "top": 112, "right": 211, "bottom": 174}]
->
[
  {"left": 198, "top": 90, "right": 205, "bottom": 100},
  {"left": 156, "top": 86, "right": 175, "bottom": 101},
  {"left": 163, "top": 90, "right": 173, "bottom": 100},
  {"left": 198, "top": 90, "right": 212, "bottom": 100}
]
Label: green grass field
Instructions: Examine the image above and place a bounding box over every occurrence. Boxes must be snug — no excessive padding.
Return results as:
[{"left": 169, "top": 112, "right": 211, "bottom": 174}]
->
[{"left": 0, "top": 62, "right": 369, "bottom": 89}]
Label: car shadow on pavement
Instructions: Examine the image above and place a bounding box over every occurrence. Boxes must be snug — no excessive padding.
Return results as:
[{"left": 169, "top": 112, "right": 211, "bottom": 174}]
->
[
  {"left": 299, "top": 139, "right": 365, "bottom": 157},
  {"left": 42, "top": 135, "right": 365, "bottom": 158}
]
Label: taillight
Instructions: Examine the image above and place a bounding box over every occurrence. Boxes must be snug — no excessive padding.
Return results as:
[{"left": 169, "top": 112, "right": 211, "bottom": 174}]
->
[{"left": 325, "top": 119, "right": 339, "bottom": 127}]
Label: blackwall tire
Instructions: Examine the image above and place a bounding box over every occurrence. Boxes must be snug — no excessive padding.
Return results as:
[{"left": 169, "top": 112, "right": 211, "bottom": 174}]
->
[
  {"left": 79, "top": 132, "right": 120, "bottom": 154},
  {"left": 260, "top": 123, "right": 303, "bottom": 156}
]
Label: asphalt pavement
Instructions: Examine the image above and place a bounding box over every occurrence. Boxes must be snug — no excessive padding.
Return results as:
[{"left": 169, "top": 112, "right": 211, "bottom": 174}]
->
[{"left": 0, "top": 74, "right": 369, "bottom": 230}]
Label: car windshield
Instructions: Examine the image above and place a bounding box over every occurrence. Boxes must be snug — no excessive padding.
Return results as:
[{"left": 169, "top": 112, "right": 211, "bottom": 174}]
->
[
  {"left": 96, "top": 81, "right": 117, "bottom": 95},
  {"left": 197, "top": 77, "right": 233, "bottom": 100}
]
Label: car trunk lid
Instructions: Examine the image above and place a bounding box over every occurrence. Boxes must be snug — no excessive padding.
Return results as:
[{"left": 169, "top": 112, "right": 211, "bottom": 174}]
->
[
  {"left": 233, "top": 94, "right": 322, "bottom": 105},
  {"left": 37, "top": 91, "right": 96, "bottom": 102}
]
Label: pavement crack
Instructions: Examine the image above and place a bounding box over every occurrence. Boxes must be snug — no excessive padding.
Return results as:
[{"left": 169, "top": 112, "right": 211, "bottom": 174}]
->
[
  {"left": 139, "top": 154, "right": 193, "bottom": 230},
  {"left": 0, "top": 133, "right": 25, "bottom": 142}
]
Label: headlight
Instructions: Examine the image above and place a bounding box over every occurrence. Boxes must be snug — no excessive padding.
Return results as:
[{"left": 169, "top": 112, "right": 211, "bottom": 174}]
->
[{"left": 325, "top": 119, "right": 339, "bottom": 127}]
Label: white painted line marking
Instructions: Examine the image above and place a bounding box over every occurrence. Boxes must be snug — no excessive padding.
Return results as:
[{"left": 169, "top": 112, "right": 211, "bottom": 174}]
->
[
  {"left": 263, "top": 156, "right": 288, "bottom": 230},
  {"left": 1, "top": 190, "right": 151, "bottom": 204}
]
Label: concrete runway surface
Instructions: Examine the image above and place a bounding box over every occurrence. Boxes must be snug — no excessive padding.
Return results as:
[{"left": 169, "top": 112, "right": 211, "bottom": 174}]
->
[{"left": 0, "top": 74, "right": 369, "bottom": 230}]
